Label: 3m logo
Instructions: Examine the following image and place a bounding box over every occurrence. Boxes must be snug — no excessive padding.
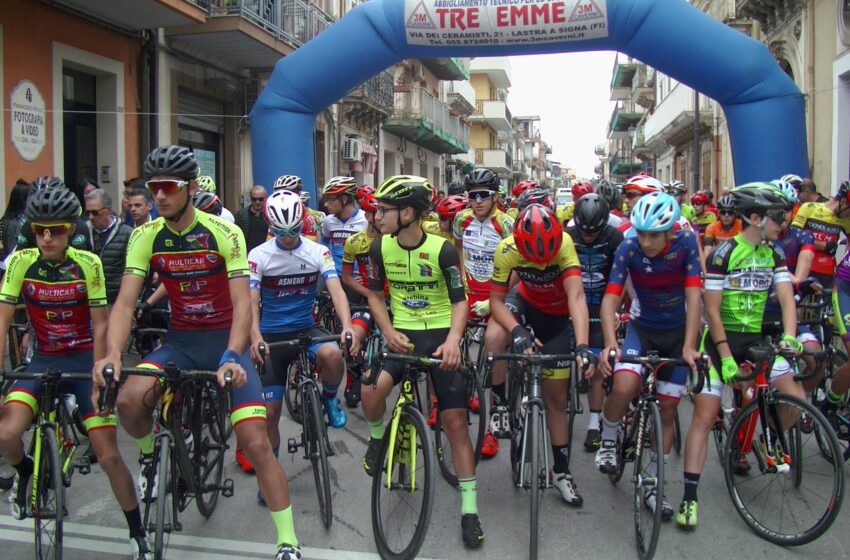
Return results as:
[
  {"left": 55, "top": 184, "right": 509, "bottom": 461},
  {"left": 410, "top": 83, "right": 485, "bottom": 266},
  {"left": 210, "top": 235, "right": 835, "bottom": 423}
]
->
[
  {"left": 569, "top": 0, "right": 604, "bottom": 22},
  {"left": 407, "top": 0, "right": 436, "bottom": 29}
]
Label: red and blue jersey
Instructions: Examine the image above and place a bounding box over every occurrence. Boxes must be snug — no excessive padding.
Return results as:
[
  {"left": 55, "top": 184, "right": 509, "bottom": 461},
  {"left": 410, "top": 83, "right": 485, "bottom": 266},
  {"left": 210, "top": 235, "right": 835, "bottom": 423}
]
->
[{"left": 773, "top": 226, "right": 815, "bottom": 273}]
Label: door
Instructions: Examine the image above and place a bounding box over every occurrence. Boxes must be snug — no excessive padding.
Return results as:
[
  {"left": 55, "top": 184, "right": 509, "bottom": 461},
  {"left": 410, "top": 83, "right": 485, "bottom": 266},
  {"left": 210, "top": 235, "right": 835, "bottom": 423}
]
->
[{"left": 63, "top": 68, "right": 97, "bottom": 190}]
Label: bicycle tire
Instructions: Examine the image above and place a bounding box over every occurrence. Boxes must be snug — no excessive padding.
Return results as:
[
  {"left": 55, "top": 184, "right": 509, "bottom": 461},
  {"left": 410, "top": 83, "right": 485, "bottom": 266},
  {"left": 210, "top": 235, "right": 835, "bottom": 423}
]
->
[
  {"left": 609, "top": 407, "right": 633, "bottom": 485},
  {"left": 152, "top": 435, "right": 172, "bottom": 560},
  {"left": 724, "top": 393, "right": 845, "bottom": 546},
  {"left": 371, "top": 405, "right": 435, "bottom": 560},
  {"left": 789, "top": 421, "right": 803, "bottom": 488},
  {"left": 508, "top": 366, "right": 526, "bottom": 487},
  {"left": 633, "top": 401, "right": 663, "bottom": 560},
  {"left": 302, "top": 383, "right": 333, "bottom": 529},
  {"left": 195, "top": 382, "right": 228, "bottom": 518},
  {"left": 34, "top": 426, "right": 64, "bottom": 560},
  {"left": 528, "top": 400, "right": 542, "bottom": 560},
  {"left": 812, "top": 375, "right": 850, "bottom": 465},
  {"left": 672, "top": 409, "right": 681, "bottom": 456},
  {"left": 284, "top": 361, "right": 303, "bottom": 424},
  {"left": 434, "top": 370, "right": 486, "bottom": 486}
]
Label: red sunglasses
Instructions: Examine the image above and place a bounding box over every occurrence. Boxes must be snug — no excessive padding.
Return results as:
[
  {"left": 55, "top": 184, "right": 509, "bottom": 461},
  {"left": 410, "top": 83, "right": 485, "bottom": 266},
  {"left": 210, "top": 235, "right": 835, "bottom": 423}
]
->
[
  {"left": 32, "top": 222, "right": 72, "bottom": 237},
  {"left": 145, "top": 179, "right": 188, "bottom": 196}
]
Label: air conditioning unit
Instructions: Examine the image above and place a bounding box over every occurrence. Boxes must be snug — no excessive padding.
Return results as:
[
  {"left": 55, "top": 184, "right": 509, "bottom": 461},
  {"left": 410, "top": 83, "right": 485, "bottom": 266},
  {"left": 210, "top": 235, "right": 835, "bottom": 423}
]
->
[{"left": 342, "top": 138, "right": 362, "bottom": 162}]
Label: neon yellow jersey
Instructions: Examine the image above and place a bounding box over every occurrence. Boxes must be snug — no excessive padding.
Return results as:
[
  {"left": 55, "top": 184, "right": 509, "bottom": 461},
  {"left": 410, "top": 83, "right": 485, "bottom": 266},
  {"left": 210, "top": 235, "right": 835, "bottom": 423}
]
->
[
  {"left": 556, "top": 203, "right": 574, "bottom": 226},
  {"left": 422, "top": 220, "right": 452, "bottom": 241},
  {"left": 506, "top": 207, "right": 519, "bottom": 220}
]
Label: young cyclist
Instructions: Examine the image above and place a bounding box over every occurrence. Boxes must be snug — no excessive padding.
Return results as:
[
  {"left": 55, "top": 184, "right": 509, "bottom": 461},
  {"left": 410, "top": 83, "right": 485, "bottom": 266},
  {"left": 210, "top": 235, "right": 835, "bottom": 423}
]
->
[
  {"left": 0, "top": 187, "right": 154, "bottom": 559},
  {"left": 320, "top": 176, "right": 368, "bottom": 278},
  {"left": 424, "top": 194, "right": 467, "bottom": 241},
  {"left": 361, "top": 175, "right": 485, "bottom": 548},
  {"left": 618, "top": 175, "right": 664, "bottom": 231},
  {"left": 667, "top": 180, "right": 695, "bottom": 222},
  {"left": 678, "top": 182, "right": 805, "bottom": 530},
  {"left": 790, "top": 180, "right": 850, "bottom": 290},
  {"left": 703, "top": 195, "right": 741, "bottom": 250},
  {"left": 689, "top": 191, "right": 717, "bottom": 244},
  {"left": 508, "top": 180, "right": 537, "bottom": 221},
  {"left": 94, "top": 145, "right": 302, "bottom": 560},
  {"left": 597, "top": 192, "right": 703, "bottom": 521},
  {"left": 273, "top": 175, "right": 320, "bottom": 242}
]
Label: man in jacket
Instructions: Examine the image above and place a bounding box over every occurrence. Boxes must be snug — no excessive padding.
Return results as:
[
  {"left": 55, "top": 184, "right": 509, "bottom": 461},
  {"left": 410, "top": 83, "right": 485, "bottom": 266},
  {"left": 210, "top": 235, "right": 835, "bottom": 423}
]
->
[
  {"left": 85, "top": 190, "right": 134, "bottom": 305},
  {"left": 235, "top": 185, "right": 268, "bottom": 252}
]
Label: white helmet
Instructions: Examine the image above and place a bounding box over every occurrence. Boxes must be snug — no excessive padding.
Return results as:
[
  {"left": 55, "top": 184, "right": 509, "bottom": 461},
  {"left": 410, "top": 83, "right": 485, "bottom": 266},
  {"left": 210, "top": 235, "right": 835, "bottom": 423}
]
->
[
  {"left": 273, "top": 175, "right": 302, "bottom": 192},
  {"left": 264, "top": 189, "right": 303, "bottom": 235}
]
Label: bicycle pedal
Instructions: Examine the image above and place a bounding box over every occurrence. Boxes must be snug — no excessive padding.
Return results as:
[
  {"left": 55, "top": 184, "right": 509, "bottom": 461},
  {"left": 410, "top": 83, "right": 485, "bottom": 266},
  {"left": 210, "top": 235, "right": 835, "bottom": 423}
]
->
[
  {"left": 326, "top": 442, "right": 336, "bottom": 457},
  {"left": 287, "top": 438, "right": 300, "bottom": 454},
  {"left": 220, "top": 478, "right": 234, "bottom": 498},
  {"left": 75, "top": 457, "right": 91, "bottom": 476}
]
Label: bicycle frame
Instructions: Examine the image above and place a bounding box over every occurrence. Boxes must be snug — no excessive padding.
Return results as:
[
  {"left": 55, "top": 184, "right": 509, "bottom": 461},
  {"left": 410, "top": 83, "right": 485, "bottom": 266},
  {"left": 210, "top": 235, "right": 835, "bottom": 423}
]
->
[
  {"left": 384, "top": 375, "right": 420, "bottom": 490},
  {"left": 514, "top": 362, "right": 551, "bottom": 489}
]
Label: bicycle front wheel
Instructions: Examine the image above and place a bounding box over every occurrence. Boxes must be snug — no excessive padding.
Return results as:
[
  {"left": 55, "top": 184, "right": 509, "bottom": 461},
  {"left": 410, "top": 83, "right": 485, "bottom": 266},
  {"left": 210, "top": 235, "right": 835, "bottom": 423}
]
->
[
  {"left": 195, "top": 382, "right": 229, "bottom": 517},
  {"left": 724, "top": 393, "right": 845, "bottom": 546},
  {"left": 527, "top": 401, "right": 543, "bottom": 560},
  {"left": 302, "top": 383, "right": 332, "bottom": 529},
  {"left": 434, "top": 370, "right": 486, "bottom": 487},
  {"left": 284, "top": 362, "right": 303, "bottom": 424},
  {"left": 371, "top": 406, "right": 435, "bottom": 560},
  {"left": 633, "top": 401, "right": 663, "bottom": 560},
  {"left": 152, "top": 435, "right": 173, "bottom": 560},
  {"left": 34, "top": 426, "right": 64, "bottom": 560}
]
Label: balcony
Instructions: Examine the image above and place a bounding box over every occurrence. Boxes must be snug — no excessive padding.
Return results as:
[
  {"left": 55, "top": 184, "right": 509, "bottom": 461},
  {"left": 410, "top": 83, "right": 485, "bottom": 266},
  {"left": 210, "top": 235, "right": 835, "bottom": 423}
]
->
[
  {"left": 512, "top": 160, "right": 531, "bottom": 179},
  {"left": 167, "top": 0, "right": 335, "bottom": 69},
  {"left": 632, "top": 125, "right": 652, "bottom": 160},
  {"left": 420, "top": 58, "right": 470, "bottom": 81},
  {"left": 610, "top": 60, "right": 637, "bottom": 101},
  {"left": 474, "top": 148, "right": 512, "bottom": 175},
  {"left": 469, "top": 57, "right": 512, "bottom": 88},
  {"left": 383, "top": 86, "right": 469, "bottom": 155},
  {"left": 607, "top": 103, "right": 643, "bottom": 140},
  {"left": 631, "top": 65, "right": 656, "bottom": 109},
  {"left": 737, "top": 0, "right": 806, "bottom": 34},
  {"left": 342, "top": 70, "right": 394, "bottom": 126},
  {"left": 644, "top": 83, "right": 713, "bottom": 152},
  {"left": 594, "top": 143, "right": 607, "bottom": 156},
  {"left": 446, "top": 81, "right": 476, "bottom": 117},
  {"left": 469, "top": 99, "right": 512, "bottom": 133},
  {"left": 609, "top": 155, "right": 642, "bottom": 178},
  {"left": 55, "top": 0, "right": 207, "bottom": 29}
]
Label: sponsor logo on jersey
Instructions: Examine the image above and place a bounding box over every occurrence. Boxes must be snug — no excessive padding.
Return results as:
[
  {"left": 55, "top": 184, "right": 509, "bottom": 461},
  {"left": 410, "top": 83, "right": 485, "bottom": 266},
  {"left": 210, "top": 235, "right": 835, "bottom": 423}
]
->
[
  {"left": 419, "top": 264, "right": 433, "bottom": 277},
  {"left": 403, "top": 298, "right": 429, "bottom": 309}
]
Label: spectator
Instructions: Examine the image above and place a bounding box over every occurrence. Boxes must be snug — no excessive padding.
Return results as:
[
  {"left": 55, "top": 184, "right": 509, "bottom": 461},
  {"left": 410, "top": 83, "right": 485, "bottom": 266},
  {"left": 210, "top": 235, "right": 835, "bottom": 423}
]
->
[
  {"left": 123, "top": 177, "right": 158, "bottom": 223},
  {"left": 0, "top": 182, "right": 30, "bottom": 261},
  {"left": 84, "top": 189, "right": 134, "bottom": 304},
  {"left": 235, "top": 185, "right": 268, "bottom": 252},
  {"left": 126, "top": 188, "right": 154, "bottom": 227},
  {"left": 800, "top": 178, "right": 828, "bottom": 204},
  {"left": 78, "top": 176, "right": 99, "bottom": 198}
]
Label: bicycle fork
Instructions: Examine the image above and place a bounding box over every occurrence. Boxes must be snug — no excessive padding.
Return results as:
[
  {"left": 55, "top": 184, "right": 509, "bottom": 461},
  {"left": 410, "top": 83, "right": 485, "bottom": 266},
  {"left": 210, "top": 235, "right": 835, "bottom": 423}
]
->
[
  {"left": 517, "top": 371, "right": 551, "bottom": 490},
  {"left": 385, "top": 379, "right": 418, "bottom": 491}
]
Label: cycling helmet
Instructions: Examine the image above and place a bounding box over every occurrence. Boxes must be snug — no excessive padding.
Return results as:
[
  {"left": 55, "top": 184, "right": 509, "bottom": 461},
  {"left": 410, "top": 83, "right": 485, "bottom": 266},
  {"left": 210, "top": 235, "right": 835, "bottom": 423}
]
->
[
  {"left": 447, "top": 180, "right": 465, "bottom": 196},
  {"left": 571, "top": 181, "right": 594, "bottom": 201},
  {"left": 196, "top": 175, "right": 217, "bottom": 193},
  {"left": 573, "top": 193, "right": 610, "bottom": 236},
  {"left": 513, "top": 204, "right": 563, "bottom": 265},
  {"left": 667, "top": 180, "right": 687, "bottom": 194},
  {"left": 264, "top": 189, "right": 304, "bottom": 232},
  {"left": 274, "top": 175, "right": 302, "bottom": 192},
  {"left": 716, "top": 194, "right": 736, "bottom": 211},
  {"left": 143, "top": 145, "right": 199, "bottom": 180},
  {"left": 624, "top": 175, "right": 664, "bottom": 195},
  {"left": 771, "top": 179, "right": 799, "bottom": 205},
  {"left": 192, "top": 191, "right": 222, "bottom": 215},
  {"left": 322, "top": 176, "right": 357, "bottom": 198},
  {"left": 780, "top": 174, "right": 803, "bottom": 189},
  {"left": 837, "top": 180, "right": 850, "bottom": 202},
  {"left": 464, "top": 168, "right": 499, "bottom": 192},
  {"left": 375, "top": 175, "right": 434, "bottom": 211},
  {"left": 732, "top": 182, "right": 788, "bottom": 212},
  {"left": 29, "top": 176, "right": 66, "bottom": 197},
  {"left": 436, "top": 194, "right": 468, "bottom": 221},
  {"left": 355, "top": 184, "right": 375, "bottom": 201},
  {"left": 690, "top": 191, "right": 710, "bottom": 205},
  {"left": 25, "top": 186, "right": 81, "bottom": 222},
  {"left": 595, "top": 180, "right": 621, "bottom": 210},
  {"left": 359, "top": 193, "right": 378, "bottom": 214},
  {"left": 512, "top": 180, "right": 538, "bottom": 198},
  {"left": 630, "top": 192, "right": 681, "bottom": 232},
  {"left": 516, "top": 188, "right": 554, "bottom": 210}
]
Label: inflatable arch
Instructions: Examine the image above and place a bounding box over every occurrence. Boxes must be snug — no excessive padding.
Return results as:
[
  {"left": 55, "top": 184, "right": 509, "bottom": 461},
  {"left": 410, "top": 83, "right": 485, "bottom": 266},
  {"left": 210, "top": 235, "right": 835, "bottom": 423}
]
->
[{"left": 251, "top": 0, "right": 807, "bottom": 198}]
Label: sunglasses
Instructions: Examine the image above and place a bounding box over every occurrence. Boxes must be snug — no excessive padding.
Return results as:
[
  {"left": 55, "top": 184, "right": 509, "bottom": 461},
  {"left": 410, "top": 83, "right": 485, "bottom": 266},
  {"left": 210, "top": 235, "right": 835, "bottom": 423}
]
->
[
  {"left": 32, "top": 222, "right": 72, "bottom": 237},
  {"left": 625, "top": 191, "right": 642, "bottom": 200},
  {"left": 765, "top": 210, "right": 787, "bottom": 224},
  {"left": 270, "top": 224, "right": 303, "bottom": 238},
  {"left": 719, "top": 210, "right": 736, "bottom": 216},
  {"left": 86, "top": 208, "right": 108, "bottom": 217},
  {"left": 468, "top": 191, "right": 494, "bottom": 202},
  {"left": 251, "top": 197, "right": 266, "bottom": 202},
  {"left": 145, "top": 179, "right": 188, "bottom": 196}
]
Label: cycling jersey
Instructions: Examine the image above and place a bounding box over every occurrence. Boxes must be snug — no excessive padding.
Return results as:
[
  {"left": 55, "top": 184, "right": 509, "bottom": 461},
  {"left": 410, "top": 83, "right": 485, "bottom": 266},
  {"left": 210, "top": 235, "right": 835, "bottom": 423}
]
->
[
  {"left": 342, "top": 229, "right": 376, "bottom": 288},
  {"left": 704, "top": 234, "right": 790, "bottom": 334},
  {"left": 773, "top": 226, "right": 814, "bottom": 274},
  {"left": 791, "top": 202, "right": 850, "bottom": 275},
  {"left": 321, "top": 209, "right": 368, "bottom": 276},
  {"left": 452, "top": 208, "right": 513, "bottom": 296},
  {"left": 421, "top": 220, "right": 452, "bottom": 241},
  {"left": 690, "top": 212, "right": 717, "bottom": 244},
  {"left": 556, "top": 203, "right": 574, "bottom": 227},
  {"left": 680, "top": 203, "right": 696, "bottom": 222},
  {"left": 491, "top": 232, "right": 581, "bottom": 315},
  {"left": 565, "top": 225, "right": 623, "bottom": 308},
  {"left": 124, "top": 212, "right": 248, "bottom": 331},
  {"left": 368, "top": 233, "right": 465, "bottom": 330},
  {"left": 248, "top": 237, "right": 336, "bottom": 333},
  {"left": 506, "top": 207, "right": 518, "bottom": 220},
  {"left": 605, "top": 230, "right": 702, "bottom": 331},
  {"left": 704, "top": 219, "right": 742, "bottom": 246},
  {"left": 0, "top": 247, "right": 106, "bottom": 355}
]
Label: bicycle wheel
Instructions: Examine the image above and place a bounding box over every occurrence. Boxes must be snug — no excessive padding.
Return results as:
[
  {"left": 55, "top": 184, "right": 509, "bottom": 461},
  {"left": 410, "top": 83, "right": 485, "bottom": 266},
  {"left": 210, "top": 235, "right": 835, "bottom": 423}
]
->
[
  {"left": 302, "top": 383, "right": 332, "bottom": 529},
  {"left": 527, "top": 400, "right": 543, "bottom": 560},
  {"left": 371, "top": 406, "right": 435, "bottom": 560},
  {"left": 284, "top": 362, "right": 303, "bottom": 424},
  {"left": 724, "top": 393, "right": 845, "bottom": 545},
  {"left": 34, "top": 426, "right": 64, "bottom": 560},
  {"left": 508, "top": 368, "right": 526, "bottom": 487},
  {"left": 609, "top": 407, "right": 633, "bottom": 485},
  {"left": 813, "top": 376, "right": 850, "bottom": 464},
  {"left": 434, "top": 370, "right": 486, "bottom": 486},
  {"left": 672, "top": 409, "right": 681, "bottom": 456},
  {"left": 152, "top": 436, "right": 173, "bottom": 560},
  {"left": 633, "top": 401, "right": 663, "bottom": 560},
  {"left": 195, "top": 382, "right": 228, "bottom": 517}
]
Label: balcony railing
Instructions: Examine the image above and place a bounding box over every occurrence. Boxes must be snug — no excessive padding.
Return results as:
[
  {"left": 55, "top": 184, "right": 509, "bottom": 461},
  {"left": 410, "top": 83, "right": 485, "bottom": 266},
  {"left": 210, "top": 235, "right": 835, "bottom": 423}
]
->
[
  {"left": 387, "top": 86, "right": 469, "bottom": 153},
  {"left": 346, "top": 70, "right": 394, "bottom": 115},
  {"left": 210, "top": 0, "right": 335, "bottom": 47}
]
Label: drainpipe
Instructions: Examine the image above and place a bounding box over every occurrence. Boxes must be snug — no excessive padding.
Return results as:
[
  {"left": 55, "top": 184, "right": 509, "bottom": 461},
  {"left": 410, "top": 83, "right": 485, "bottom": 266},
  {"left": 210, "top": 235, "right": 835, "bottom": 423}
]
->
[
  {"left": 140, "top": 29, "right": 158, "bottom": 160},
  {"left": 806, "top": 1, "right": 815, "bottom": 177}
]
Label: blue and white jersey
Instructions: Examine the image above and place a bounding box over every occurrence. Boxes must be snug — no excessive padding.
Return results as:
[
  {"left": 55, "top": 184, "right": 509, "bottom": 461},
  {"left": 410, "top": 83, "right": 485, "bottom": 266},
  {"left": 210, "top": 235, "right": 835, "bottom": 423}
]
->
[
  {"left": 321, "top": 209, "right": 368, "bottom": 276},
  {"left": 248, "top": 237, "right": 337, "bottom": 334}
]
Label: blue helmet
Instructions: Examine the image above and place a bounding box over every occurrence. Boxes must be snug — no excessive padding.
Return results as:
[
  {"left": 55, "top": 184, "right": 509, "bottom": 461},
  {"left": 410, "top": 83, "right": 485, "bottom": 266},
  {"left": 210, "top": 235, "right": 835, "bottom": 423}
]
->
[
  {"left": 771, "top": 179, "right": 798, "bottom": 206},
  {"left": 630, "top": 192, "right": 680, "bottom": 232}
]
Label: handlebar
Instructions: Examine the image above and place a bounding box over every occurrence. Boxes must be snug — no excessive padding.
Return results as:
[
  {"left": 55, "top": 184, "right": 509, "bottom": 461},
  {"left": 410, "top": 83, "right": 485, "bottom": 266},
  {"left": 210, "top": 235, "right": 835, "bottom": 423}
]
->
[
  {"left": 98, "top": 364, "right": 231, "bottom": 414},
  {"left": 731, "top": 345, "right": 802, "bottom": 383},
  {"left": 487, "top": 352, "right": 577, "bottom": 366},
  {"left": 362, "top": 351, "right": 470, "bottom": 385},
  {"left": 2, "top": 369, "right": 91, "bottom": 382},
  {"left": 609, "top": 351, "right": 710, "bottom": 395}
]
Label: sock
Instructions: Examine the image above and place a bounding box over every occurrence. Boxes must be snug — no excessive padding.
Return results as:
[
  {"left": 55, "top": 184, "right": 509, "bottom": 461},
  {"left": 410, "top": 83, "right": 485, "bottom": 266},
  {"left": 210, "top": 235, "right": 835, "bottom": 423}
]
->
[
  {"left": 368, "top": 419, "right": 386, "bottom": 440},
  {"left": 491, "top": 383, "right": 506, "bottom": 406},
  {"left": 552, "top": 444, "right": 569, "bottom": 474},
  {"left": 683, "top": 472, "right": 700, "bottom": 502},
  {"left": 123, "top": 506, "right": 145, "bottom": 539},
  {"left": 600, "top": 413, "right": 620, "bottom": 442},
  {"left": 587, "top": 410, "right": 601, "bottom": 432},
  {"left": 270, "top": 506, "right": 298, "bottom": 547},
  {"left": 322, "top": 382, "right": 340, "bottom": 401},
  {"left": 136, "top": 434, "right": 154, "bottom": 456},
  {"left": 458, "top": 476, "right": 478, "bottom": 515},
  {"left": 12, "top": 455, "right": 33, "bottom": 478},
  {"left": 828, "top": 388, "right": 843, "bottom": 405}
]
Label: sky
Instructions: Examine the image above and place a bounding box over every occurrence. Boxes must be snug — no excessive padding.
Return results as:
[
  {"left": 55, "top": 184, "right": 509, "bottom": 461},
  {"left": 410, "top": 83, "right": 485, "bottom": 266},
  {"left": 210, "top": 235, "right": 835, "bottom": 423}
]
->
[{"left": 506, "top": 51, "right": 617, "bottom": 179}]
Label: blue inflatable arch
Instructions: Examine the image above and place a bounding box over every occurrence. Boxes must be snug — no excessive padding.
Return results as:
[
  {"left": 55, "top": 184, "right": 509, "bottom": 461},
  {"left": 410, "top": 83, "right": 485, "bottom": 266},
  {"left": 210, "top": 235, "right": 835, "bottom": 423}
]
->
[{"left": 250, "top": 0, "right": 807, "bottom": 197}]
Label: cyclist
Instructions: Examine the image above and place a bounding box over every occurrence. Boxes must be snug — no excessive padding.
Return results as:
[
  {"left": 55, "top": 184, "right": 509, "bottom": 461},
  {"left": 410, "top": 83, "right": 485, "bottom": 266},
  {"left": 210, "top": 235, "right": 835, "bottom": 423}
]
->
[
  {"left": 94, "top": 145, "right": 302, "bottom": 560},
  {"left": 566, "top": 193, "right": 624, "bottom": 452},
  {"left": 11, "top": 176, "right": 91, "bottom": 256},
  {"left": 425, "top": 194, "right": 467, "bottom": 241},
  {"left": 667, "top": 180, "right": 695, "bottom": 222},
  {"left": 195, "top": 176, "right": 235, "bottom": 223},
  {"left": 595, "top": 180, "right": 624, "bottom": 220},
  {"left": 447, "top": 180, "right": 466, "bottom": 197},
  {"left": 320, "top": 176, "right": 368, "bottom": 278},
  {"left": 703, "top": 195, "right": 741, "bottom": 250},
  {"left": 780, "top": 173, "right": 804, "bottom": 217},
  {"left": 0, "top": 187, "right": 154, "bottom": 559},
  {"left": 361, "top": 175, "right": 485, "bottom": 548},
  {"left": 677, "top": 182, "right": 804, "bottom": 531},
  {"left": 597, "top": 192, "right": 703, "bottom": 521},
  {"left": 248, "top": 189, "right": 355, "bottom": 486},
  {"left": 689, "top": 191, "right": 716, "bottom": 244},
  {"left": 273, "top": 175, "right": 320, "bottom": 242},
  {"left": 509, "top": 180, "right": 537, "bottom": 221},
  {"left": 617, "top": 175, "right": 664, "bottom": 231}
]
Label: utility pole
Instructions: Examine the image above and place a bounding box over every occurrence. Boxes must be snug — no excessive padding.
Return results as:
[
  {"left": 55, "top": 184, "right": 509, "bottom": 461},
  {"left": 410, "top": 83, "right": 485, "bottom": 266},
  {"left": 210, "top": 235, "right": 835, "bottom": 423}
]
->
[{"left": 692, "top": 89, "right": 701, "bottom": 194}]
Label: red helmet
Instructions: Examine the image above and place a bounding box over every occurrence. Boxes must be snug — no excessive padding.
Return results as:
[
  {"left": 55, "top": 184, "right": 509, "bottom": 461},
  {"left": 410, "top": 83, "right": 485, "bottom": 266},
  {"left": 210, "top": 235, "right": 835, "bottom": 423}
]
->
[
  {"left": 690, "top": 191, "right": 710, "bottom": 205},
  {"left": 513, "top": 205, "right": 563, "bottom": 265},
  {"left": 571, "top": 181, "right": 594, "bottom": 201},
  {"left": 512, "top": 180, "right": 538, "bottom": 198},
  {"left": 359, "top": 193, "right": 378, "bottom": 213},
  {"left": 624, "top": 175, "right": 664, "bottom": 194},
  {"left": 356, "top": 184, "right": 375, "bottom": 201},
  {"left": 436, "top": 194, "right": 468, "bottom": 220}
]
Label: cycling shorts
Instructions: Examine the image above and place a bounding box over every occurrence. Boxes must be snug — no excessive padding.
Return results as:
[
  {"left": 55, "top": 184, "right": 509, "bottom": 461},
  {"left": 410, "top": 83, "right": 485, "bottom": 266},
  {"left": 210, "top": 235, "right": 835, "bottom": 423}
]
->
[
  {"left": 762, "top": 309, "right": 818, "bottom": 345},
  {"left": 698, "top": 330, "right": 792, "bottom": 398},
  {"left": 832, "top": 277, "right": 850, "bottom": 343},
  {"left": 140, "top": 329, "right": 266, "bottom": 427},
  {"left": 505, "top": 287, "right": 572, "bottom": 380},
  {"left": 4, "top": 350, "right": 116, "bottom": 432},
  {"left": 617, "top": 323, "right": 688, "bottom": 400},
  {"left": 352, "top": 309, "right": 375, "bottom": 333},
  {"left": 260, "top": 326, "right": 335, "bottom": 402},
  {"left": 382, "top": 328, "right": 467, "bottom": 411}
]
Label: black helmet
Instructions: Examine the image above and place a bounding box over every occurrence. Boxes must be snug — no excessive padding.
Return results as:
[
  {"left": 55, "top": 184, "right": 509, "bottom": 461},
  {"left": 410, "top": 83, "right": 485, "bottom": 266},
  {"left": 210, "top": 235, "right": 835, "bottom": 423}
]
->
[
  {"left": 375, "top": 175, "right": 434, "bottom": 211},
  {"left": 143, "top": 145, "right": 199, "bottom": 180},
  {"left": 464, "top": 168, "right": 499, "bottom": 192},
  {"left": 573, "top": 193, "right": 610, "bottom": 235},
  {"left": 516, "top": 188, "right": 553, "bottom": 210},
  {"left": 192, "top": 191, "right": 222, "bottom": 216},
  {"left": 732, "top": 182, "right": 788, "bottom": 213},
  {"left": 25, "top": 187, "right": 81, "bottom": 221},
  {"left": 716, "top": 194, "right": 735, "bottom": 211},
  {"left": 447, "top": 180, "right": 465, "bottom": 196},
  {"left": 29, "top": 176, "right": 66, "bottom": 198},
  {"left": 595, "top": 180, "right": 621, "bottom": 211}
]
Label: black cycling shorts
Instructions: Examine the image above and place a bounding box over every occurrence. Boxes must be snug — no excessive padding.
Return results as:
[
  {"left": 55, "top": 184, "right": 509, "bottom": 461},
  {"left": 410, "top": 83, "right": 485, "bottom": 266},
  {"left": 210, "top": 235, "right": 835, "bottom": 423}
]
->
[
  {"left": 505, "top": 287, "right": 572, "bottom": 379},
  {"left": 260, "top": 326, "right": 334, "bottom": 388}
]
